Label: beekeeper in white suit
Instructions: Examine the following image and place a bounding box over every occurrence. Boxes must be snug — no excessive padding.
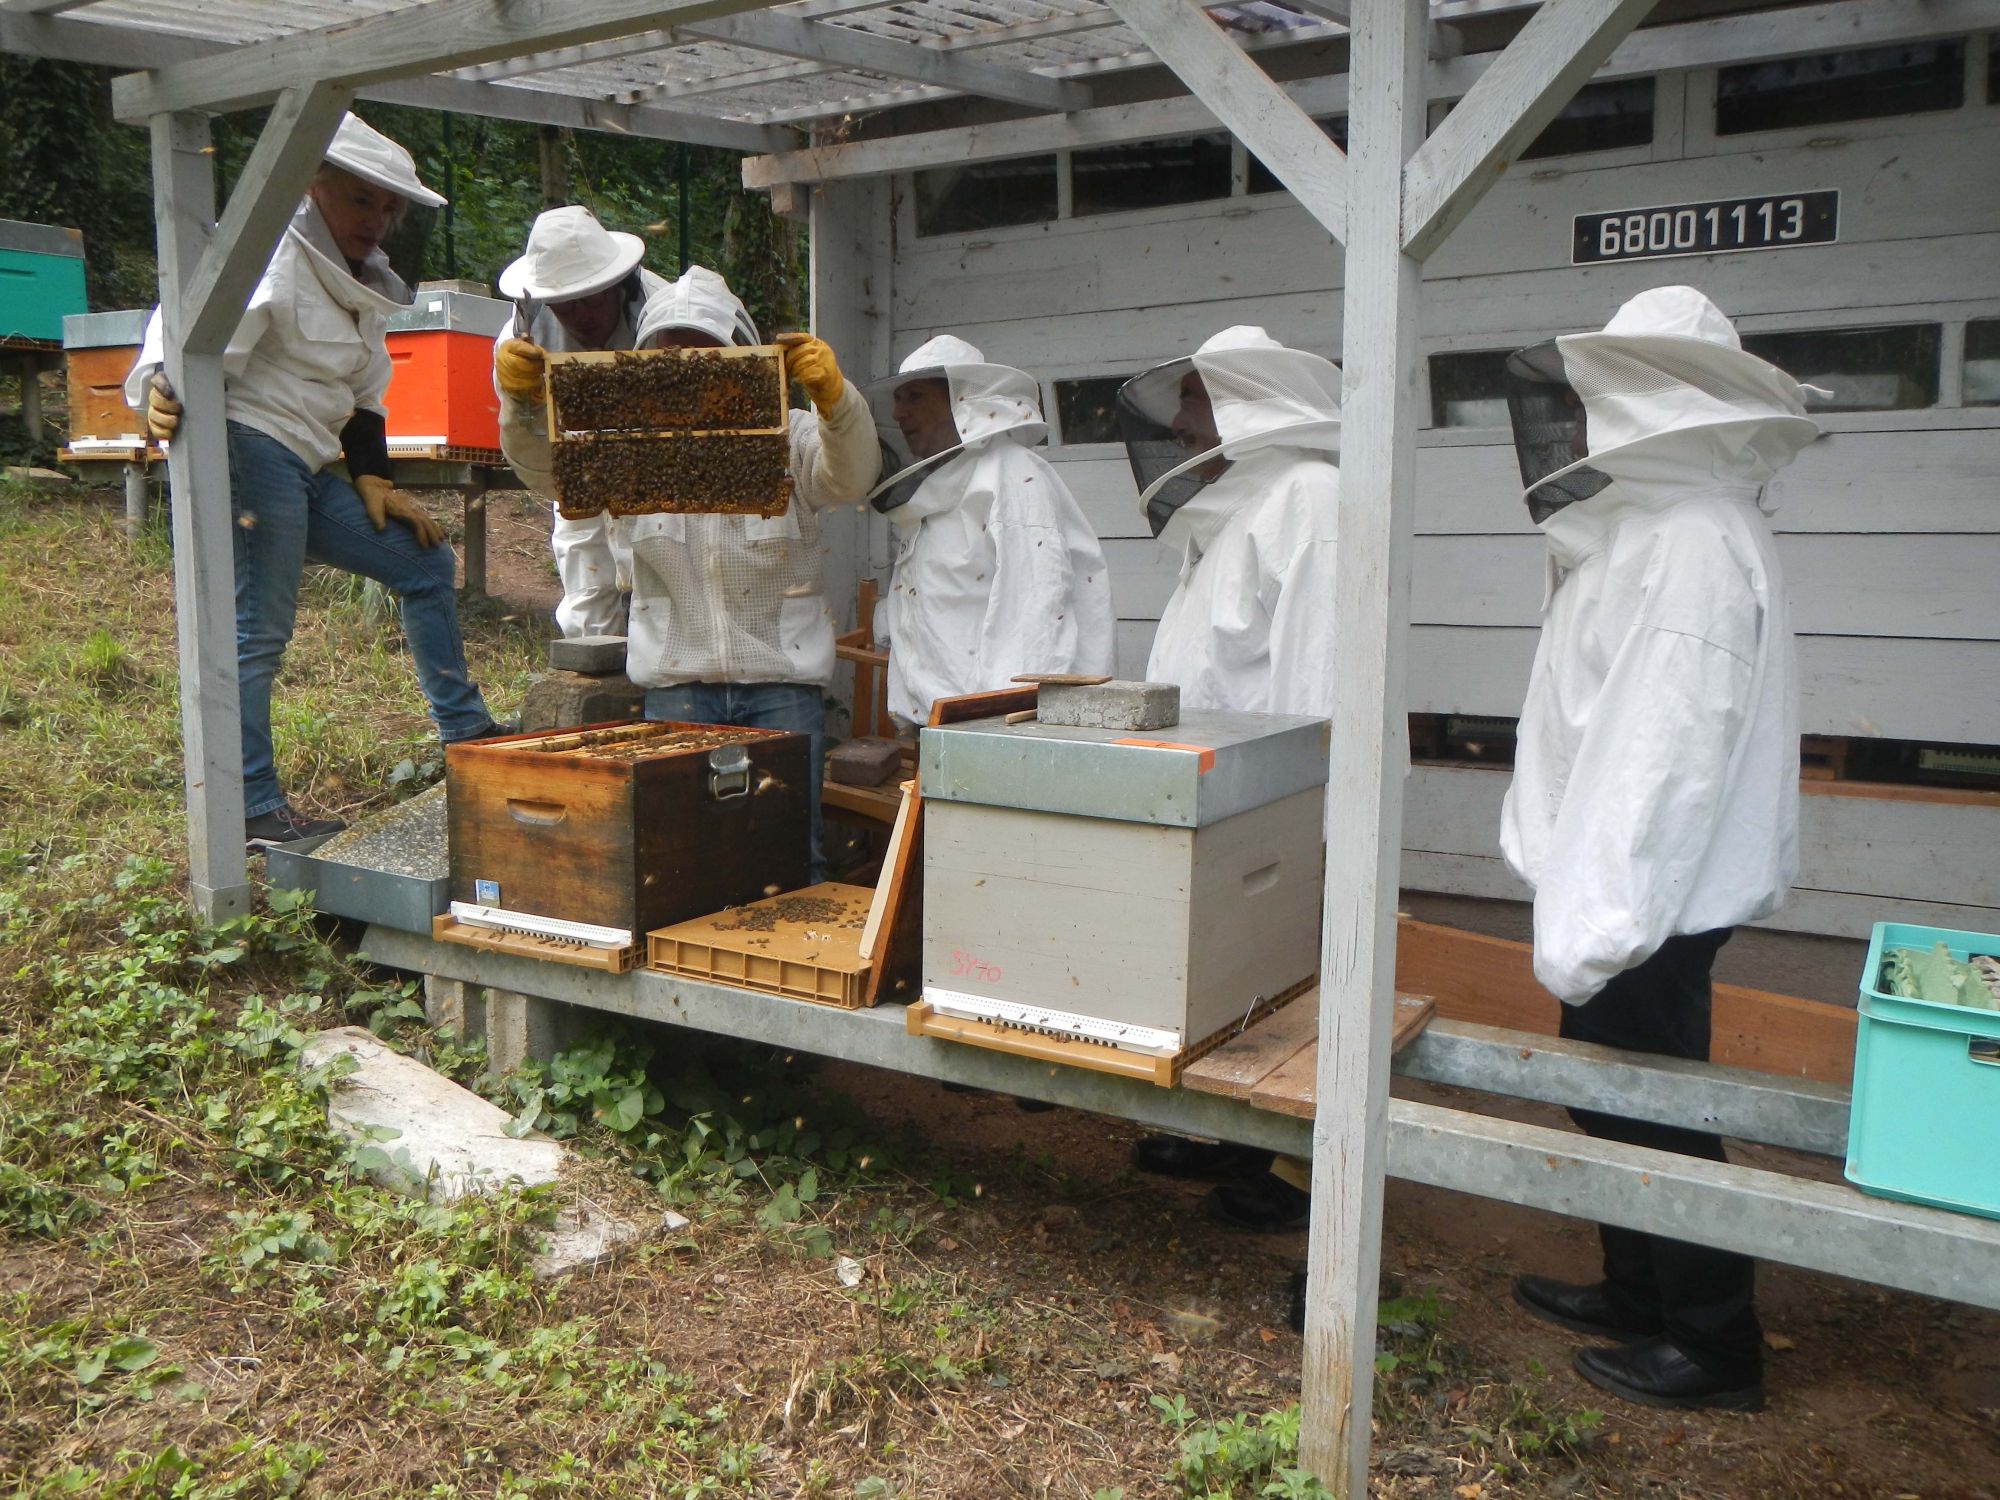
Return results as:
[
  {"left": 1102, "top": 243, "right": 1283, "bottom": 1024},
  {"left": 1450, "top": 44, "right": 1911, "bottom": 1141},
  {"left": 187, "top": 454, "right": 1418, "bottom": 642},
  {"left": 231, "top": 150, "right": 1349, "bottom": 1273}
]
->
[
  {"left": 129, "top": 112, "right": 503, "bottom": 849},
  {"left": 1500, "top": 285, "right": 1817, "bottom": 1413},
  {"left": 1113, "top": 325, "right": 1342, "bottom": 1235},
  {"left": 862, "top": 335, "right": 1114, "bottom": 726},
  {"left": 491, "top": 206, "right": 670, "bottom": 638},
  {"left": 1119, "top": 325, "right": 1342, "bottom": 718},
  {"left": 504, "top": 267, "right": 880, "bottom": 880}
]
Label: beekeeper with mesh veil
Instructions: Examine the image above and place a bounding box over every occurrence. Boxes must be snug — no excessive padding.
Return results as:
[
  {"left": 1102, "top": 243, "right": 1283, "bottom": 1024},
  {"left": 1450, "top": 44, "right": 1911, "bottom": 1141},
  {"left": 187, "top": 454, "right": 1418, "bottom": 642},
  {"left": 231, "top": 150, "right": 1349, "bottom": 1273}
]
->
[
  {"left": 1114, "top": 325, "right": 1342, "bottom": 1237},
  {"left": 1116, "top": 325, "right": 1342, "bottom": 718},
  {"left": 127, "top": 112, "right": 503, "bottom": 849},
  {"left": 862, "top": 336, "right": 1113, "bottom": 725},
  {"left": 518, "top": 267, "right": 879, "bottom": 878},
  {"left": 492, "top": 206, "right": 670, "bottom": 638},
  {"left": 1500, "top": 285, "right": 1818, "bottom": 1414}
]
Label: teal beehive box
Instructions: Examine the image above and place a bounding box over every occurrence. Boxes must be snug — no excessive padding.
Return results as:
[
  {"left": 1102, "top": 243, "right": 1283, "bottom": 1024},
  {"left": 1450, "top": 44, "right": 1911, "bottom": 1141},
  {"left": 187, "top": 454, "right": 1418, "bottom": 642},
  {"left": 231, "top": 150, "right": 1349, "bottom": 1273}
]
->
[
  {"left": 1845, "top": 922, "right": 2000, "bottom": 1221},
  {"left": 0, "top": 219, "right": 87, "bottom": 344}
]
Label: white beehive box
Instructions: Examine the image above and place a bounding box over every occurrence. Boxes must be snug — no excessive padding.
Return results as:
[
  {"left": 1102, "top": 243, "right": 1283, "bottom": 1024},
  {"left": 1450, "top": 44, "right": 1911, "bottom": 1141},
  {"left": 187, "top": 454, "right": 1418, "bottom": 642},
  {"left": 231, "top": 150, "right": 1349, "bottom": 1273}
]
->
[{"left": 918, "top": 711, "right": 1329, "bottom": 1058}]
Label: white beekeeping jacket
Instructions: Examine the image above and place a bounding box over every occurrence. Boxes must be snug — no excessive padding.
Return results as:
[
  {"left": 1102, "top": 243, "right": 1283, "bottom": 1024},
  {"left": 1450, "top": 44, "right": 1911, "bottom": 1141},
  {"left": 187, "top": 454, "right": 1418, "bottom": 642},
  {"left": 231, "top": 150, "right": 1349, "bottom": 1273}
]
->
[
  {"left": 870, "top": 336, "right": 1114, "bottom": 725},
  {"left": 1499, "top": 286, "right": 1819, "bottom": 1004},
  {"left": 495, "top": 267, "right": 668, "bottom": 639},
  {"left": 126, "top": 200, "right": 406, "bottom": 471},
  {"left": 1141, "top": 327, "right": 1342, "bottom": 718}
]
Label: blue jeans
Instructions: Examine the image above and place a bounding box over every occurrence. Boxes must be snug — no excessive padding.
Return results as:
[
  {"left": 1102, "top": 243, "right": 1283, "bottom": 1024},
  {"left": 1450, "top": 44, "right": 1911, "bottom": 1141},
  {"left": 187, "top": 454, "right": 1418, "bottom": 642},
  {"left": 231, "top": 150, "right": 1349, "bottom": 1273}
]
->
[
  {"left": 644, "top": 681, "right": 826, "bottom": 882},
  {"left": 227, "top": 422, "right": 491, "bottom": 817}
]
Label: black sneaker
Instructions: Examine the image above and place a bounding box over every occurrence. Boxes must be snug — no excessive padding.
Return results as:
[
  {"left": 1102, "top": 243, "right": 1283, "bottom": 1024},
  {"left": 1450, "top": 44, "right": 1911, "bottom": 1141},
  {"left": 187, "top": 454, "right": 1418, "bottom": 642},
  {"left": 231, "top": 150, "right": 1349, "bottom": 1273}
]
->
[
  {"left": 245, "top": 805, "right": 345, "bottom": 849},
  {"left": 449, "top": 718, "right": 518, "bottom": 744}
]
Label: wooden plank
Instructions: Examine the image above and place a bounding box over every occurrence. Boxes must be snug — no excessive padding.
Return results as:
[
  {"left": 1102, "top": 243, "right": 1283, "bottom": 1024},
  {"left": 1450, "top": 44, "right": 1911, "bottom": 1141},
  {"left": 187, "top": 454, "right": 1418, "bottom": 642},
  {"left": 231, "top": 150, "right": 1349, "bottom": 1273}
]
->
[
  {"left": 905, "top": 1000, "right": 1175, "bottom": 1087},
  {"left": 1180, "top": 988, "right": 1323, "bottom": 1099},
  {"left": 1249, "top": 994, "right": 1437, "bottom": 1118},
  {"left": 111, "top": 0, "right": 780, "bottom": 119},
  {"left": 431, "top": 914, "right": 640, "bottom": 974},
  {"left": 1302, "top": 0, "right": 1428, "bottom": 1486},
  {"left": 1107, "top": 0, "right": 1349, "bottom": 243},
  {"left": 682, "top": 12, "right": 1092, "bottom": 112},
  {"left": 858, "top": 781, "right": 914, "bottom": 959},
  {"left": 1392, "top": 917, "right": 1858, "bottom": 1085},
  {"left": 1400, "top": 0, "right": 1658, "bottom": 261}
]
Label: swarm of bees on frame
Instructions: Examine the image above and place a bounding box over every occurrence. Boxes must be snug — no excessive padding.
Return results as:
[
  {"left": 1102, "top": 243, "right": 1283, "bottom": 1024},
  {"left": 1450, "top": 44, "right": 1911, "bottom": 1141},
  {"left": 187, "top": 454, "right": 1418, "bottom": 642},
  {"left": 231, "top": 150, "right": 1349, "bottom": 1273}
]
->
[{"left": 549, "top": 347, "right": 793, "bottom": 518}]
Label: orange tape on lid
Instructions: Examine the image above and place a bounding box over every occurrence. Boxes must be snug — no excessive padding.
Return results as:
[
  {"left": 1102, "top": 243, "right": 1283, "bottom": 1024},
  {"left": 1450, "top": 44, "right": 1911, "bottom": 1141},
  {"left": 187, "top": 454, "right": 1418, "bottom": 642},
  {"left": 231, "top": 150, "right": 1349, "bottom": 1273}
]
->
[{"left": 1110, "top": 737, "right": 1216, "bottom": 773}]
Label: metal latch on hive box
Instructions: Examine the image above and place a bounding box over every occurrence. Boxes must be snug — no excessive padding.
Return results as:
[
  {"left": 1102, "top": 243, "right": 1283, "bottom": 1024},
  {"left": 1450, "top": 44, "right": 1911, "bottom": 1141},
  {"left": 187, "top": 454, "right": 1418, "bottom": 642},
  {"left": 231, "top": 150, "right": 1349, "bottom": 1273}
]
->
[{"left": 708, "top": 744, "right": 751, "bottom": 800}]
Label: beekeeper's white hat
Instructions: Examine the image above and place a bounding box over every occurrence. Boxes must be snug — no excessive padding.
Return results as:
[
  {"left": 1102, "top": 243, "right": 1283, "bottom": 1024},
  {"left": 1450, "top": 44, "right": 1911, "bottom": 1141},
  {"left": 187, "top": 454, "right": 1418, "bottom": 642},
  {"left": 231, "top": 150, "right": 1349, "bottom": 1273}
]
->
[
  {"left": 498, "top": 206, "right": 646, "bottom": 303},
  {"left": 324, "top": 113, "right": 446, "bottom": 209}
]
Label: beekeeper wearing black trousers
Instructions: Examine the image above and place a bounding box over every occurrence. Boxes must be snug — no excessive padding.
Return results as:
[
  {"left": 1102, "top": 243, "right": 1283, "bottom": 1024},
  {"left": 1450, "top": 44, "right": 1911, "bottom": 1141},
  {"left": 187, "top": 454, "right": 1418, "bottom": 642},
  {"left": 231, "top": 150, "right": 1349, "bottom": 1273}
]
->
[{"left": 1497, "top": 285, "right": 1821, "bottom": 1412}]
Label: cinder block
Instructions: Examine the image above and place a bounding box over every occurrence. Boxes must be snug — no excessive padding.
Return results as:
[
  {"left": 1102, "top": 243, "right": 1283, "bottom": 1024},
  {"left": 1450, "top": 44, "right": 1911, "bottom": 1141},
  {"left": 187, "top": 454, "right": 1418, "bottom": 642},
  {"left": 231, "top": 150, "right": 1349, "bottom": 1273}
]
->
[
  {"left": 548, "top": 634, "right": 629, "bottom": 675},
  {"left": 827, "top": 736, "right": 904, "bottom": 786},
  {"left": 519, "top": 670, "right": 645, "bottom": 733},
  {"left": 1036, "top": 680, "right": 1181, "bottom": 732}
]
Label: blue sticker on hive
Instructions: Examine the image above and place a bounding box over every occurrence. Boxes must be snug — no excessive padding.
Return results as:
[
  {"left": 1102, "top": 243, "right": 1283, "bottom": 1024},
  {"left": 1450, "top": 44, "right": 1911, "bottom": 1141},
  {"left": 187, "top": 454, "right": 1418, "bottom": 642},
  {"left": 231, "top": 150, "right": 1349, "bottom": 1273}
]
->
[{"left": 475, "top": 879, "right": 501, "bottom": 904}]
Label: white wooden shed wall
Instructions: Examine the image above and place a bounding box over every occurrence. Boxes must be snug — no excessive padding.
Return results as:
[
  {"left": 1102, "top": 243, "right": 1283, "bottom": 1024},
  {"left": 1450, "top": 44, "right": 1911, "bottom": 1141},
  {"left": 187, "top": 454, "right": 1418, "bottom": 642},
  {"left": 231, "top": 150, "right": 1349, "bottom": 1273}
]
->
[{"left": 821, "top": 32, "right": 2000, "bottom": 945}]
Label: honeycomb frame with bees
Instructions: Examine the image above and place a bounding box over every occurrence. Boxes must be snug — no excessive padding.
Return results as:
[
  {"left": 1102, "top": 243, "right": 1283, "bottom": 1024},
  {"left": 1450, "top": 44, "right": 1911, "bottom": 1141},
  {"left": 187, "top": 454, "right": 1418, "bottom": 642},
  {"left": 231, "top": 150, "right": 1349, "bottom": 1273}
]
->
[{"left": 544, "top": 344, "right": 793, "bottom": 519}]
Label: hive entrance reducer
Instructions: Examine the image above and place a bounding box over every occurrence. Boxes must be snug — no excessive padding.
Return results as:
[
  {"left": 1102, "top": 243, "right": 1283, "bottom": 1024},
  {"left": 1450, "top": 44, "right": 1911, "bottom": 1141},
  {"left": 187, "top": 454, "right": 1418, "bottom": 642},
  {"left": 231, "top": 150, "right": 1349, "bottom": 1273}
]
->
[{"left": 545, "top": 344, "right": 792, "bottom": 519}]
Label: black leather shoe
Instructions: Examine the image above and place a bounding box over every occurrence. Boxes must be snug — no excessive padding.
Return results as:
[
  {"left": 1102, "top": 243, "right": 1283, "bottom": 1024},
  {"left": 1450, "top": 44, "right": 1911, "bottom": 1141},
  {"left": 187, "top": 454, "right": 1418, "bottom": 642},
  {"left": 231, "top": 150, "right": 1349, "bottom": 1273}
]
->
[
  {"left": 1573, "top": 1337, "right": 1764, "bottom": 1412},
  {"left": 1512, "top": 1275, "right": 1663, "bottom": 1341},
  {"left": 1130, "top": 1136, "right": 1274, "bottom": 1180},
  {"left": 1205, "top": 1175, "right": 1311, "bottom": 1232}
]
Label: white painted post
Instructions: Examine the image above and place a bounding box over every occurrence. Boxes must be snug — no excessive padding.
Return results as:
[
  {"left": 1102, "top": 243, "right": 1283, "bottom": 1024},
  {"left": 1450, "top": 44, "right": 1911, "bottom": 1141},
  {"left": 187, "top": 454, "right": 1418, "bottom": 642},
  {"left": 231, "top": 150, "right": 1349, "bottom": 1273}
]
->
[
  {"left": 1301, "top": 0, "right": 1427, "bottom": 1491},
  {"left": 151, "top": 111, "right": 251, "bottom": 921},
  {"left": 123, "top": 460, "right": 147, "bottom": 546}
]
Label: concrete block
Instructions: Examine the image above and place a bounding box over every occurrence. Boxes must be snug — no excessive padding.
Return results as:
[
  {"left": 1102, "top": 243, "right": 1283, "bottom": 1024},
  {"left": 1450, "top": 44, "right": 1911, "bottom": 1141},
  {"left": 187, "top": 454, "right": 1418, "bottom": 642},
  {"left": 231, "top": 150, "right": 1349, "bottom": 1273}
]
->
[
  {"left": 548, "top": 634, "right": 629, "bottom": 675},
  {"left": 519, "top": 670, "right": 645, "bottom": 734},
  {"left": 484, "top": 987, "right": 588, "bottom": 1077},
  {"left": 827, "top": 736, "right": 903, "bottom": 786},
  {"left": 1036, "top": 679, "right": 1181, "bottom": 732},
  {"left": 298, "top": 1026, "right": 667, "bottom": 1278},
  {"left": 423, "top": 975, "right": 486, "bottom": 1040}
]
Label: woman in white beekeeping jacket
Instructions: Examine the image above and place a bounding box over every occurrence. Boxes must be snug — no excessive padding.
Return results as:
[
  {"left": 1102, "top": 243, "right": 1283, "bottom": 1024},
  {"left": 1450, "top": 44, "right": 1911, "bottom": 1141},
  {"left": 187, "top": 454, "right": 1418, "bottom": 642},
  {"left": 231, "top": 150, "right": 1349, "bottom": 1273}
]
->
[
  {"left": 1112, "top": 325, "right": 1342, "bottom": 1236},
  {"left": 1499, "top": 285, "right": 1818, "bottom": 1414},
  {"left": 861, "top": 335, "right": 1114, "bottom": 726},
  {"left": 509, "top": 268, "right": 880, "bottom": 879},
  {"left": 128, "top": 113, "right": 503, "bottom": 848},
  {"left": 490, "top": 206, "right": 669, "bottom": 639},
  {"left": 1118, "top": 325, "right": 1342, "bottom": 719}
]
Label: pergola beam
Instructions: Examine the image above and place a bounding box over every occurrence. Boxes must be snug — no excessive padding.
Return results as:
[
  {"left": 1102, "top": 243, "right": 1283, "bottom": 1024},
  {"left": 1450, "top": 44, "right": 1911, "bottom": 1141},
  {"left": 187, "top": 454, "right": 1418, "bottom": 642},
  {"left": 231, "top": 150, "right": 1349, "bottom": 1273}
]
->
[
  {"left": 1108, "top": 0, "right": 1347, "bottom": 241},
  {"left": 0, "top": 0, "right": 98, "bottom": 15},
  {"left": 1401, "top": 0, "right": 1656, "bottom": 259},
  {"left": 109, "top": 0, "right": 783, "bottom": 121},
  {"left": 741, "top": 0, "right": 1984, "bottom": 182},
  {"left": 680, "top": 10, "right": 1094, "bottom": 111},
  {"left": 456, "top": 30, "right": 679, "bottom": 84}
]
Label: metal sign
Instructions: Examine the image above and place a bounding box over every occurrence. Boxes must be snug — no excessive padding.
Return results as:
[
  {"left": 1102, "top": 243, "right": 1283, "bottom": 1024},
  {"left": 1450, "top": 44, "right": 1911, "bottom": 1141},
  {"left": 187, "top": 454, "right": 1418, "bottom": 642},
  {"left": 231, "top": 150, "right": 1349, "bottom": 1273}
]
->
[{"left": 1573, "top": 190, "right": 1839, "bottom": 265}]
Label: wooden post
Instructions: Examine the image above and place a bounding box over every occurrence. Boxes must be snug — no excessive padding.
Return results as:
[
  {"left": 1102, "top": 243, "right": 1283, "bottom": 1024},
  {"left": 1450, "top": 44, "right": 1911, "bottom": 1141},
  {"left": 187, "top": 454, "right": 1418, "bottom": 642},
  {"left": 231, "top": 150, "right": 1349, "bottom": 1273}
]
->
[
  {"left": 151, "top": 111, "right": 252, "bottom": 920},
  {"left": 1300, "top": 0, "right": 1427, "bottom": 1489},
  {"left": 18, "top": 358, "right": 41, "bottom": 439},
  {"left": 123, "top": 460, "right": 148, "bottom": 546}
]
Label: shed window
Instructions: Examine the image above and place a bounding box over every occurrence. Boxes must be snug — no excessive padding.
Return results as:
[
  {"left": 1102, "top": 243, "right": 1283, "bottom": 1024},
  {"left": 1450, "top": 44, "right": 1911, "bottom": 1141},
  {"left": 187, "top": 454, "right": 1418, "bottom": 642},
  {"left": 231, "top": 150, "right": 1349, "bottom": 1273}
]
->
[
  {"left": 1715, "top": 40, "right": 1966, "bottom": 135},
  {"left": 1964, "top": 320, "right": 2000, "bottom": 407},
  {"left": 1521, "top": 77, "right": 1655, "bottom": 160},
  {"left": 914, "top": 156, "right": 1058, "bottom": 237},
  {"left": 1072, "top": 133, "right": 1232, "bottom": 216},
  {"left": 1054, "top": 376, "right": 1131, "bottom": 444},
  {"left": 1247, "top": 115, "right": 1348, "bottom": 194},
  {"left": 1739, "top": 324, "right": 1942, "bottom": 411},
  {"left": 1427, "top": 349, "right": 1514, "bottom": 429}
]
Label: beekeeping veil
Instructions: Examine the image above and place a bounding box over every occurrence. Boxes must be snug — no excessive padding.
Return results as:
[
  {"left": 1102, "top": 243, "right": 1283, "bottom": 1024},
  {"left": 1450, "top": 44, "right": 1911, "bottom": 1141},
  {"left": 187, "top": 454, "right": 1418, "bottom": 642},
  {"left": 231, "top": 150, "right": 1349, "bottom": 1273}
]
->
[
  {"left": 633, "top": 265, "right": 763, "bottom": 348},
  {"left": 1115, "top": 325, "right": 1341, "bottom": 538},
  {"left": 861, "top": 335, "right": 1047, "bottom": 512},
  {"left": 1506, "top": 285, "right": 1820, "bottom": 523}
]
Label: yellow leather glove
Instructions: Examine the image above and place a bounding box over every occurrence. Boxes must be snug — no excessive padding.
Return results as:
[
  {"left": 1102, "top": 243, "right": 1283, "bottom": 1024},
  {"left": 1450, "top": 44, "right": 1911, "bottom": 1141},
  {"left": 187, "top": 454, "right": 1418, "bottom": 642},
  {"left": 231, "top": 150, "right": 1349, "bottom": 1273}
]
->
[
  {"left": 354, "top": 475, "right": 444, "bottom": 549},
  {"left": 145, "top": 372, "right": 181, "bottom": 443},
  {"left": 494, "top": 337, "right": 548, "bottom": 402},
  {"left": 777, "top": 331, "right": 844, "bottom": 413}
]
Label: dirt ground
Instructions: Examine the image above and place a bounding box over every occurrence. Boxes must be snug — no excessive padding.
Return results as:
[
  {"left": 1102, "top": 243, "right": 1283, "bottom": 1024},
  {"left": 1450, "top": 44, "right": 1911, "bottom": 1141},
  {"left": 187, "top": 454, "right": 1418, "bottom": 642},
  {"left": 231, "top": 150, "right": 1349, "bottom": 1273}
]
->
[{"left": 815, "top": 1060, "right": 2000, "bottom": 1499}]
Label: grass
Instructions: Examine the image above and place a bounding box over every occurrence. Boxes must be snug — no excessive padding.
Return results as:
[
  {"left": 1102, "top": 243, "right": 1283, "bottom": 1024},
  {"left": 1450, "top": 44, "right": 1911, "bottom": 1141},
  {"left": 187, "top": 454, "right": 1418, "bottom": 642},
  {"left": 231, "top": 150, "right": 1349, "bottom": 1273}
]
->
[{"left": 0, "top": 480, "right": 1628, "bottom": 1498}]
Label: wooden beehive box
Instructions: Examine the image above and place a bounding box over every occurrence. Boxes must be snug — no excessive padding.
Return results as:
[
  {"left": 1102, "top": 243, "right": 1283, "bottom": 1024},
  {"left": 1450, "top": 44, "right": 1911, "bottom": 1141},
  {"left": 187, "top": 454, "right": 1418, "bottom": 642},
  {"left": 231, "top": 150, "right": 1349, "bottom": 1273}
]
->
[
  {"left": 60, "top": 309, "right": 150, "bottom": 450},
  {"left": 544, "top": 344, "right": 792, "bottom": 520},
  {"left": 444, "top": 720, "right": 811, "bottom": 945}
]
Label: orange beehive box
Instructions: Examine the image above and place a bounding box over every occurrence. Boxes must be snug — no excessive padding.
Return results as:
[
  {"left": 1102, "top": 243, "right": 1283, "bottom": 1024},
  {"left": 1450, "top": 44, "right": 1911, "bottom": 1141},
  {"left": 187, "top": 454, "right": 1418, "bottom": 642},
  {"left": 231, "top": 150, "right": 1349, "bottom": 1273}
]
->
[
  {"left": 61, "top": 310, "right": 150, "bottom": 451},
  {"left": 382, "top": 289, "right": 511, "bottom": 456}
]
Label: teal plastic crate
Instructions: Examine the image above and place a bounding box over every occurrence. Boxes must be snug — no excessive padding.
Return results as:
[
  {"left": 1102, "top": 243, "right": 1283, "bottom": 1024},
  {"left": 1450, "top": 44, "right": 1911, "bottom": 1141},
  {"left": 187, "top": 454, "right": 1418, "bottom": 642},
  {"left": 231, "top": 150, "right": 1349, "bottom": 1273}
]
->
[
  {"left": 1845, "top": 922, "right": 2000, "bottom": 1221},
  {"left": 0, "top": 219, "right": 87, "bottom": 344}
]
